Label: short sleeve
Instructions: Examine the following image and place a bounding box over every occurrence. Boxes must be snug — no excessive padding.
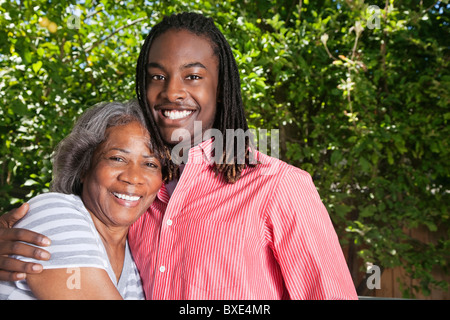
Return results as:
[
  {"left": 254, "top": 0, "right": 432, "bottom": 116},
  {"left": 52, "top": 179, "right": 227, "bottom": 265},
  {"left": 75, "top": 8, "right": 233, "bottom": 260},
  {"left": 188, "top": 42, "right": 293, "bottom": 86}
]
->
[{"left": 13, "top": 193, "right": 108, "bottom": 271}]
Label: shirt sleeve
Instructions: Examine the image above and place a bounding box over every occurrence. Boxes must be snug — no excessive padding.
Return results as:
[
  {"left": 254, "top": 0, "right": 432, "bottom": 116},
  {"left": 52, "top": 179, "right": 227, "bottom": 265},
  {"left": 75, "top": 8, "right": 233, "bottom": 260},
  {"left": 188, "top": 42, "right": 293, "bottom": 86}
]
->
[
  {"left": 265, "top": 167, "right": 358, "bottom": 300},
  {"left": 13, "top": 193, "right": 108, "bottom": 271}
]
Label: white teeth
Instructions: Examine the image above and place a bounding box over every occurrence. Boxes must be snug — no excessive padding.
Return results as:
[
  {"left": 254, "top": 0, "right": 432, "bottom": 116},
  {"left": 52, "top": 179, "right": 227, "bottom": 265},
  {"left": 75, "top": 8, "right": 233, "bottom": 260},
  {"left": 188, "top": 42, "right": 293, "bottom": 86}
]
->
[
  {"left": 113, "top": 192, "right": 140, "bottom": 201},
  {"left": 163, "top": 110, "right": 193, "bottom": 120}
]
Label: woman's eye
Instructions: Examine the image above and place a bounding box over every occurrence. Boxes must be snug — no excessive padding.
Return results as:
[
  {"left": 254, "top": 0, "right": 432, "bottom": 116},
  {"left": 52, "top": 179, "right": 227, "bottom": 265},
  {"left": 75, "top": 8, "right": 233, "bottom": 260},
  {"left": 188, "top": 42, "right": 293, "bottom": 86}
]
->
[
  {"left": 145, "top": 162, "right": 158, "bottom": 169},
  {"left": 109, "top": 156, "right": 124, "bottom": 162}
]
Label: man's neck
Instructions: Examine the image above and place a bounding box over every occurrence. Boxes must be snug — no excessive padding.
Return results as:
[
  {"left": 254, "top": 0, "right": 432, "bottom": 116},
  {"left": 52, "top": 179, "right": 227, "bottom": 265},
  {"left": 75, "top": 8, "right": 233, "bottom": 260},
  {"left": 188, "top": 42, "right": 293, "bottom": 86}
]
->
[{"left": 165, "top": 164, "right": 185, "bottom": 197}]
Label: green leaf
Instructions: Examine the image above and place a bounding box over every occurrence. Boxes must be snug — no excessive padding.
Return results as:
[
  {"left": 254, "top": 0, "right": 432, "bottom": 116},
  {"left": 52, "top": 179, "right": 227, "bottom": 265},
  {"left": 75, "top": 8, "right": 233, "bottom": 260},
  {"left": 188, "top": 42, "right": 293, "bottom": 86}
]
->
[
  {"left": 32, "top": 61, "right": 43, "bottom": 73},
  {"left": 23, "top": 179, "right": 39, "bottom": 186},
  {"left": 424, "top": 221, "right": 438, "bottom": 232},
  {"left": 333, "top": 204, "right": 353, "bottom": 218},
  {"left": 359, "top": 157, "right": 371, "bottom": 173},
  {"left": 359, "top": 205, "right": 377, "bottom": 218}
]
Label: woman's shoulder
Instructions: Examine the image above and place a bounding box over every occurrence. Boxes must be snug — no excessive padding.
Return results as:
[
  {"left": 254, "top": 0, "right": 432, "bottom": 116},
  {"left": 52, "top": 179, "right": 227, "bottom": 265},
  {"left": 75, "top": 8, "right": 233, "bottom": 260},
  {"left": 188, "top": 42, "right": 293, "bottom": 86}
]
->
[
  {"left": 27, "top": 192, "right": 83, "bottom": 208},
  {"left": 15, "top": 192, "right": 90, "bottom": 231},
  {"left": 12, "top": 192, "right": 108, "bottom": 271}
]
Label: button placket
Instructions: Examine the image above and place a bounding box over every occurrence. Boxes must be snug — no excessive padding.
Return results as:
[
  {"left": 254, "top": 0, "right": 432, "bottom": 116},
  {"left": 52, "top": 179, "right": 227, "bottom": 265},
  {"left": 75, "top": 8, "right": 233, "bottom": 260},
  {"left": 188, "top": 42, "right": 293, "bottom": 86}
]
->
[{"left": 153, "top": 149, "right": 205, "bottom": 299}]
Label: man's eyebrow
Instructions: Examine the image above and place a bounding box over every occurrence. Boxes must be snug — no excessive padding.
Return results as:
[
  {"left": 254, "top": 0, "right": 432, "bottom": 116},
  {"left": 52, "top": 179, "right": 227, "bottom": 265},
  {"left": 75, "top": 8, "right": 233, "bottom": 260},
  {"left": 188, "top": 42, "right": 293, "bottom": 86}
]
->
[
  {"left": 146, "top": 62, "right": 207, "bottom": 70},
  {"left": 182, "top": 62, "right": 207, "bottom": 70},
  {"left": 146, "top": 62, "right": 165, "bottom": 70}
]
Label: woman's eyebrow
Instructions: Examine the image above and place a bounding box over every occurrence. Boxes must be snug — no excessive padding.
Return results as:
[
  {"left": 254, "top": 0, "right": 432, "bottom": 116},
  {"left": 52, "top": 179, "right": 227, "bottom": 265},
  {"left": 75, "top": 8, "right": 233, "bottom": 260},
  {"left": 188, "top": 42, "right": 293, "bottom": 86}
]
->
[
  {"left": 108, "top": 147, "right": 155, "bottom": 158},
  {"left": 142, "top": 153, "right": 157, "bottom": 158},
  {"left": 109, "top": 147, "right": 130, "bottom": 153}
]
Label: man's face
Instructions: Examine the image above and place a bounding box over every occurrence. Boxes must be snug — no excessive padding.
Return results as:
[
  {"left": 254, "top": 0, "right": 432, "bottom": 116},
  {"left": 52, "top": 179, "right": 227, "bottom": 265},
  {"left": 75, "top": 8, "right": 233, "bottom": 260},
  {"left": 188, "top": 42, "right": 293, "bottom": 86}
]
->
[{"left": 146, "top": 29, "right": 219, "bottom": 146}]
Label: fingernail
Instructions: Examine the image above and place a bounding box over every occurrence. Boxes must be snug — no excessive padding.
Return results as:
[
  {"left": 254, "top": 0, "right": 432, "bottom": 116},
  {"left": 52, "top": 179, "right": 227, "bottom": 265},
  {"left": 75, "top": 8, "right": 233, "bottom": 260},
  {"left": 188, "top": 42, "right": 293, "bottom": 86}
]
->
[
  {"left": 32, "top": 264, "right": 43, "bottom": 272},
  {"left": 40, "top": 251, "right": 51, "bottom": 260},
  {"left": 41, "top": 238, "right": 51, "bottom": 246},
  {"left": 16, "top": 273, "right": 26, "bottom": 280}
]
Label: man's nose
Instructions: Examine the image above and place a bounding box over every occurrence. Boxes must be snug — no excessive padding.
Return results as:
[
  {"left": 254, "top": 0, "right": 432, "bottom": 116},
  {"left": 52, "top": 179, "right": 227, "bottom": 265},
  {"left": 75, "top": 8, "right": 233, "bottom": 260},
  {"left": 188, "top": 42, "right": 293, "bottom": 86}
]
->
[{"left": 163, "top": 77, "right": 187, "bottom": 102}]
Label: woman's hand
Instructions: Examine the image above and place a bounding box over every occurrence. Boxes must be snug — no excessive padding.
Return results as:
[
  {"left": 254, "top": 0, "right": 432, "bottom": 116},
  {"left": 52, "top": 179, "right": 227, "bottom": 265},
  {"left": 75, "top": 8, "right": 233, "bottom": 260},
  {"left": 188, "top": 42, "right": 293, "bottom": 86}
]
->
[{"left": 0, "top": 203, "right": 51, "bottom": 281}]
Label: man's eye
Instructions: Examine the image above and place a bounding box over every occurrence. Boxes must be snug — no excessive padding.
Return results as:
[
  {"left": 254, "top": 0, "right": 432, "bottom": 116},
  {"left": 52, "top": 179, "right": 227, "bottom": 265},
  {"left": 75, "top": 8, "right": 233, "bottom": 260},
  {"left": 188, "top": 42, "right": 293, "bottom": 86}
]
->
[
  {"left": 187, "top": 75, "right": 201, "bottom": 80},
  {"left": 151, "top": 75, "right": 165, "bottom": 80}
]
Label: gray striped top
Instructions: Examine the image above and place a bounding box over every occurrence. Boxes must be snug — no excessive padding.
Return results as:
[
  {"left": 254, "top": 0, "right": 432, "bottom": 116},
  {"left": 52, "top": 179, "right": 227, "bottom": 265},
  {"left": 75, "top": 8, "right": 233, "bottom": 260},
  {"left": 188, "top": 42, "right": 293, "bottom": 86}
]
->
[{"left": 0, "top": 193, "right": 145, "bottom": 300}]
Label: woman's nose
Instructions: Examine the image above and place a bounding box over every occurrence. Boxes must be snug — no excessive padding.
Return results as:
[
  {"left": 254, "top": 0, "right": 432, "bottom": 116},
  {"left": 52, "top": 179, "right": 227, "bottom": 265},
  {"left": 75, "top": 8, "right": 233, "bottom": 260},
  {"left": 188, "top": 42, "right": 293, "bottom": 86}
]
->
[{"left": 118, "top": 164, "right": 145, "bottom": 185}]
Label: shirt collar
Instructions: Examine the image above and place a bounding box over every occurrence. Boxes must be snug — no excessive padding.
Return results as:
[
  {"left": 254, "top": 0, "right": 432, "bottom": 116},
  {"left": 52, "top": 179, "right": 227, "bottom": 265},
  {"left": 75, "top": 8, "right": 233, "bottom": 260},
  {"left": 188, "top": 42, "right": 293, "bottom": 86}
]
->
[
  {"left": 156, "top": 182, "right": 170, "bottom": 204},
  {"left": 156, "top": 138, "right": 215, "bottom": 204},
  {"left": 193, "top": 137, "right": 215, "bottom": 165}
]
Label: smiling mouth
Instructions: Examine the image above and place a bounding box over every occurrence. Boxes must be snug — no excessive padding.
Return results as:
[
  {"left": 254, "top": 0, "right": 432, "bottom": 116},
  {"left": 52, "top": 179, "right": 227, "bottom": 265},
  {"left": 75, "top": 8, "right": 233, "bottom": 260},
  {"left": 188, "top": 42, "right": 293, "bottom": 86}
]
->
[
  {"left": 162, "top": 109, "right": 194, "bottom": 120},
  {"left": 112, "top": 192, "right": 141, "bottom": 202}
]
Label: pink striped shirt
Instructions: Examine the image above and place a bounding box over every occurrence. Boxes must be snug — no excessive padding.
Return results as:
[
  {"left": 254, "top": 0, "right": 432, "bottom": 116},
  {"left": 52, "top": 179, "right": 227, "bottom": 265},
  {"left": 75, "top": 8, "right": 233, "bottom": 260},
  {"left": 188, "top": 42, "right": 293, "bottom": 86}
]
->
[{"left": 128, "top": 139, "right": 357, "bottom": 300}]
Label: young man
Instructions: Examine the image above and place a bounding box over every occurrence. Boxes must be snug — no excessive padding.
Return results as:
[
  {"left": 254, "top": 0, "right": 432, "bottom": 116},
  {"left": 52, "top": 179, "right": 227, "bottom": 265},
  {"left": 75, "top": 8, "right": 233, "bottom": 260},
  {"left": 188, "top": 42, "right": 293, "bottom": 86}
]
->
[{"left": 0, "top": 13, "right": 357, "bottom": 299}]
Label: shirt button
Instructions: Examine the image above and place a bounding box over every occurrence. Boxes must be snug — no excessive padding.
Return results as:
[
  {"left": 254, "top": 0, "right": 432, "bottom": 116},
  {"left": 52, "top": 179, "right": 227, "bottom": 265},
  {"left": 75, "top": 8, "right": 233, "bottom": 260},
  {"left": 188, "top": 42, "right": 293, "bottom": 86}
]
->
[
  {"left": 167, "top": 219, "right": 173, "bottom": 226},
  {"left": 159, "top": 266, "right": 166, "bottom": 273}
]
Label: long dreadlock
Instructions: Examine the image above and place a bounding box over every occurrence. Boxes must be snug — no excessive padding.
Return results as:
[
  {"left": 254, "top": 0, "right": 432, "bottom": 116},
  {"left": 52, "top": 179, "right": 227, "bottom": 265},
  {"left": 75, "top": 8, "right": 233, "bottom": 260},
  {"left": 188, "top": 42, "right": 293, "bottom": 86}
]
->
[{"left": 136, "top": 12, "right": 256, "bottom": 183}]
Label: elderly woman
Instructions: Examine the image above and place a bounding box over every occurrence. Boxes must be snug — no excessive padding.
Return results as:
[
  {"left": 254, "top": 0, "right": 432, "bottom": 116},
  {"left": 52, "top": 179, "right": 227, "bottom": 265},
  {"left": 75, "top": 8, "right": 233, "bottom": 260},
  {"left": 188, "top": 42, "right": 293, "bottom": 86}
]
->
[{"left": 0, "top": 100, "right": 163, "bottom": 299}]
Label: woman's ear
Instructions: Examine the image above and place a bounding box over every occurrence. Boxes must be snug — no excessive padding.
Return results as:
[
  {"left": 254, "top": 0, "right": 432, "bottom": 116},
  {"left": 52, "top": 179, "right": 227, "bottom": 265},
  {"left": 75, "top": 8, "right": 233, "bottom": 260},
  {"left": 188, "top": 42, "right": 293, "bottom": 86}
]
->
[
  {"left": 80, "top": 168, "right": 87, "bottom": 184},
  {"left": 80, "top": 156, "right": 95, "bottom": 184}
]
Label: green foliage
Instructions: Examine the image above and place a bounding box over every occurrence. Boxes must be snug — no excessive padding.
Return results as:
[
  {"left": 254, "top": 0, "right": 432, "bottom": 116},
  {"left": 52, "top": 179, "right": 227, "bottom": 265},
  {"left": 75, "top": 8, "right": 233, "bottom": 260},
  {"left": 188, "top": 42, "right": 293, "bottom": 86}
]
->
[
  {"left": 1, "top": 0, "right": 449, "bottom": 298},
  {"left": 1, "top": 0, "right": 150, "bottom": 205}
]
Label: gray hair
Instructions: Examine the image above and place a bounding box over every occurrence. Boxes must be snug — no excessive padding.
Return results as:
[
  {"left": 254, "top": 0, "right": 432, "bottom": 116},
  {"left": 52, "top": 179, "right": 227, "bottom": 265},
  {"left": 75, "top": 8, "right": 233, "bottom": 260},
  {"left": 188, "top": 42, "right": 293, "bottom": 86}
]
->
[{"left": 51, "top": 100, "right": 152, "bottom": 195}]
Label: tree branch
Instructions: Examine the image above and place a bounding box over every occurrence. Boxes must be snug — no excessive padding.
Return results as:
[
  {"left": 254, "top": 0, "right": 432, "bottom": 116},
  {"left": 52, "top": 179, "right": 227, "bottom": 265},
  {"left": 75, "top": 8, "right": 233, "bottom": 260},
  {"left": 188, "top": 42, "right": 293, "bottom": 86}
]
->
[
  {"left": 422, "top": 1, "right": 439, "bottom": 15},
  {"left": 298, "top": 0, "right": 303, "bottom": 21},
  {"left": 85, "top": 17, "right": 146, "bottom": 52},
  {"left": 85, "top": 9, "right": 104, "bottom": 19}
]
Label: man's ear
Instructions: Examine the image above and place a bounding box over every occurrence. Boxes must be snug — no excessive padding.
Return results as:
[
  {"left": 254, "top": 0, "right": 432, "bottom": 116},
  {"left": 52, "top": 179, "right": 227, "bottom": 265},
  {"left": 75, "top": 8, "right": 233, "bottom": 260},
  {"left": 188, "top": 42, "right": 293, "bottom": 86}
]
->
[{"left": 216, "top": 84, "right": 223, "bottom": 104}]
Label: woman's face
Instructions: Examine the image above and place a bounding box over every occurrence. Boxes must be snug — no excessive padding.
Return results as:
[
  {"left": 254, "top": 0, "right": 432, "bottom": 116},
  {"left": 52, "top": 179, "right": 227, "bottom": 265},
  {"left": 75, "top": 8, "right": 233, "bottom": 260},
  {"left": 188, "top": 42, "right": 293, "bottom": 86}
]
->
[{"left": 81, "top": 121, "right": 162, "bottom": 228}]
